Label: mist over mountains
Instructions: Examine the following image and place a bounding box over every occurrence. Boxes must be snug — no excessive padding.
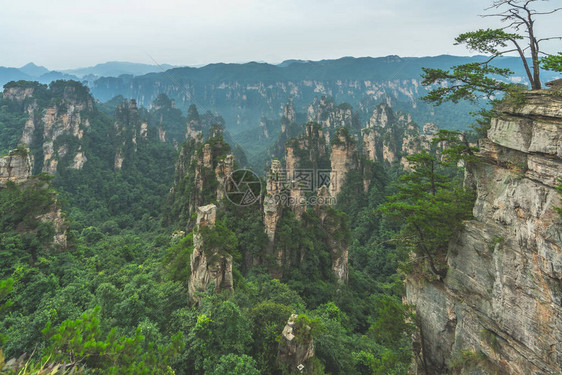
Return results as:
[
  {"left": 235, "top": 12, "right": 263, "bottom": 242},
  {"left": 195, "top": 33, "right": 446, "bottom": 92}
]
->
[
  {"left": 0, "top": 61, "right": 175, "bottom": 86},
  {"left": 2, "top": 55, "right": 559, "bottom": 142}
]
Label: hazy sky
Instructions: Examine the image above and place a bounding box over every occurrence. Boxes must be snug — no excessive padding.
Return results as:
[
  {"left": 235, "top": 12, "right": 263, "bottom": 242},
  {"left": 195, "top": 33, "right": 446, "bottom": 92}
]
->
[{"left": 2, "top": 0, "right": 561, "bottom": 70}]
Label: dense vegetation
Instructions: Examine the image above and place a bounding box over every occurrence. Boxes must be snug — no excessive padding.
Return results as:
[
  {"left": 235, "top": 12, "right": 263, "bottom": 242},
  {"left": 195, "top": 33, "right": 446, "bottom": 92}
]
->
[{"left": 0, "top": 76, "right": 479, "bottom": 374}]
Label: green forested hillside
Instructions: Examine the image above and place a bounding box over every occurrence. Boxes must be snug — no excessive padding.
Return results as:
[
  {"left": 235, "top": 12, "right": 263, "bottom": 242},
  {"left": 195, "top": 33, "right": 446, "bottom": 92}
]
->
[{"left": 0, "top": 80, "right": 474, "bottom": 374}]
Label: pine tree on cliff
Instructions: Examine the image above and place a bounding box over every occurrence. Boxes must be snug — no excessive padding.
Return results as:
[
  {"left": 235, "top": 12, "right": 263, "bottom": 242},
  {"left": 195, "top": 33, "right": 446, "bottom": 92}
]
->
[
  {"left": 421, "top": 0, "right": 561, "bottom": 104},
  {"left": 379, "top": 151, "right": 475, "bottom": 280}
]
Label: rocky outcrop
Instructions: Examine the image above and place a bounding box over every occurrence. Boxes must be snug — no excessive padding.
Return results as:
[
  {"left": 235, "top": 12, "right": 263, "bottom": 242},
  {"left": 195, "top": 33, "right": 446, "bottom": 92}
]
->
[
  {"left": 186, "top": 104, "right": 203, "bottom": 141},
  {"left": 307, "top": 97, "right": 357, "bottom": 142},
  {"left": 0, "top": 147, "right": 67, "bottom": 248},
  {"left": 3, "top": 85, "right": 35, "bottom": 102},
  {"left": 284, "top": 122, "right": 328, "bottom": 216},
  {"left": 0, "top": 148, "right": 32, "bottom": 185},
  {"left": 2, "top": 81, "right": 94, "bottom": 175},
  {"left": 316, "top": 186, "right": 349, "bottom": 284},
  {"left": 406, "top": 90, "right": 562, "bottom": 374},
  {"left": 264, "top": 120, "right": 351, "bottom": 283},
  {"left": 362, "top": 103, "right": 428, "bottom": 165},
  {"left": 37, "top": 208, "right": 68, "bottom": 249},
  {"left": 215, "top": 154, "right": 234, "bottom": 202},
  {"left": 264, "top": 160, "right": 284, "bottom": 243},
  {"left": 329, "top": 128, "right": 358, "bottom": 197},
  {"left": 278, "top": 314, "right": 315, "bottom": 374},
  {"left": 113, "top": 99, "right": 142, "bottom": 170},
  {"left": 188, "top": 204, "right": 234, "bottom": 303}
]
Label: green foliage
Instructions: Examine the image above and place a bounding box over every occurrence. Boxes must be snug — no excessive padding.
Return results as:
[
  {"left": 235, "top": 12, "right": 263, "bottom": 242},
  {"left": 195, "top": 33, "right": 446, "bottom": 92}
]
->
[
  {"left": 0, "top": 99, "right": 29, "bottom": 155},
  {"left": 421, "top": 63, "right": 519, "bottom": 105},
  {"left": 455, "top": 29, "right": 523, "bottom": 56},
  {"left": 249, "top": 302, "right": 292, "bottom": 373},
  {"left": 0, "top": 278, "right": 14, "bottom": 347},
  {"left": 379, "top": 150, "right": 475, "bottom": 279},
  {"left": 0, "top": 279, "right": 13, "bottom": 316},
  {"left": 42, "top": 306, "right": 183, "bottom": 374},
  {"left": 162, "top": 234, "right": 194, "bottom": 285},
  {"left": 0, "top": 177, "right": 60, "bottom": 266},
  {"left": 0, "top": 79, "right": 431, "bottom": 375},
  {"left": 430, "top": 129, "right": 479, "bottom": 166},
  {"left": 200, "top": 221, "right": 239, "bottom": 260},
  {"left": 541, "top": 52, "right": 562, "bottom": 72},
  {"left": 369, "top": 295, "right": 415, "bottom": 351},
  {"left": 422, "top": 0, "right": 561, "bottom": 105},
  {"left": 211, "top": 354, "right": 261, "bottom": 375},
  {"left": 331, "top": 126, "right": 353, "bottom": 146},
  {"left": 188, "top": 300, "right": 253, "bottom": 373}
]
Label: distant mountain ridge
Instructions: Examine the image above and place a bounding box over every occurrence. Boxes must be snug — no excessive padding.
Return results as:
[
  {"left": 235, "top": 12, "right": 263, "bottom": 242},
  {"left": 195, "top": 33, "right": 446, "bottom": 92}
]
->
[
  {"left": 61, "top": 61, "right": 175, "bottom": 78},
  {"left": 18, "top": 62, "right": 50, "bottom": 77},
  {"left": 89, "top": 55, "right": 560, "bottom": 136},
  {"left": 0, "top": 61, "right": 176, "bottom": 88},
  {"left": 2, "top": 56, "right": 560, "bottom": 138}
]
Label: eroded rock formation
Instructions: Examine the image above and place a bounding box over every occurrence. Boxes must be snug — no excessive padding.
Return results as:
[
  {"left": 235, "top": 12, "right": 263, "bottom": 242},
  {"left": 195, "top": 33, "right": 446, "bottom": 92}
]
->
[
  {"left": 188, "top": 204, "right": 234, "bottom": 303},
  {"left": 264, "top": 121, "right": 352, "bottom": 283},
  {"left": 329, "top": 128, "right": 358, "bottom": 197},
  {"left": 0, "top": 147, "right": 67, "bottom": 249},
  {"left": 316, "top": 186, "right": 349, "bottom": 284},
  {"left": 407, "top": 90, "right": 562, "bottom": 374},
  {"left": 307, "top": 96, "right": 358, "bottom": 142},
  {"left": 264, "top": 160, "right": 283, "bottom": 243},
  {"left": 3, "top": 85, "right": 35, "bottom": 102},
  {"left": 277, "top": 314, "right": 315, "bottom": 374},
  {"left": 0, "top": 148, "right": 32, "bottom": 185},
  {"left": 362, "top": 103, "right": 435, "bottom": 166}
]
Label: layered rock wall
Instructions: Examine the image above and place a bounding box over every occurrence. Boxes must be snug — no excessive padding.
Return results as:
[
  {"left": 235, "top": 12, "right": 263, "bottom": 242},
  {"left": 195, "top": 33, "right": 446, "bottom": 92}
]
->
[
  {"left": 362, "top": 103, "right": 434, "bottom": 166},
  {"left": 0, "top": 147, "right": 67, "bottom": 248},
  {"left": 0, "top": 148, "right": 32, "bottom": 185},
  {"left": 188, "top": 204, "right": 234, "bottom": 303},
  {"left": 407, "top": 90, "right": 562, "bottom": 374}
]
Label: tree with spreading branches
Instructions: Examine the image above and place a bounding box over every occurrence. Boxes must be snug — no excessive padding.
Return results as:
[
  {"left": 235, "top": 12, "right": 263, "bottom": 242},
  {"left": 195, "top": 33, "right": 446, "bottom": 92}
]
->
[{"left": 422, "top": 0, "right": 561, "bottom": 105}]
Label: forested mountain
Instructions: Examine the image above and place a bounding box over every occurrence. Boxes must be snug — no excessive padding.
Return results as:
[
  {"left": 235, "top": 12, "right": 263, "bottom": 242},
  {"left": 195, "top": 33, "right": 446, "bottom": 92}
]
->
[
  {"left": 4, "top": 55, "right": 558, "bottom": 144},
  {"left": 0, "top": 78, "right": 442, "bottom": 374},
  {"left": 1, "top": 69, "right": 560, "bottom": 374},
  {"left": 90, "top": 55, "right": 560, "bottom": 135},
  {"left": 61, "top": 61, "right": 175, "bottom": 79},
  {"left": 0, "top": 62, "right": 174, "bottom": 89}
]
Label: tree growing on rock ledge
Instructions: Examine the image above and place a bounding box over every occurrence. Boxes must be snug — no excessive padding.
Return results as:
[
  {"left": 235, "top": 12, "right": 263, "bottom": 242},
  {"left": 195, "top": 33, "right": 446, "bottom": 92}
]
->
[
  {"left": 421, "top": 0, "right": 561, "bottom": 104},
  {"left": 379, "top": 151, "right": 475, "bottom": 280}
]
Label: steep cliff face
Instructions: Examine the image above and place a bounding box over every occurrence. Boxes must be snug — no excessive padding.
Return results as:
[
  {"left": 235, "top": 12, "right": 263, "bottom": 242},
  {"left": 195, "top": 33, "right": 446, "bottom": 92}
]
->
[
  {"left": 316, "top": 186, "right": 349, "bottom": 284},
  {"left": 1, "top": 81, "right": 94, "bottom": 175},
  {"left": 307, "top": 97, "right": 358, "bottom": 142},
  {"left": 362, "top": 103, "right": 430, "bottom": 165},
  {"left": 0, "top": 148, "right": 32, "bottom": 185},
  {"left": 189, "top": 204, "right": 234, "bottom": 303},
  {"left": 277, "top": 314, "right": 316, "bottom": 374},
  {"left": 0, "top": 148, "right": 68, "bottom": 249},
  {"left": 113, "top": 99, "right": 142, "bottom": 170},
  {"left": 3, "top": 85, "right": 35, "bottom": 102},
  {"left": 167, "top": 128, "right": 234, "bottom": 228},
  {"left": 329, "top": 128, "right": 358, "bottom": 197},
  {"left": 264, "top": 160, "right": 283, "bottom": 244},
  {"left": 406, "top": 90, "right": 562, "bottom": 374},
  {"left": 263, "top": 121, "right": 352, "bottom": 283}
]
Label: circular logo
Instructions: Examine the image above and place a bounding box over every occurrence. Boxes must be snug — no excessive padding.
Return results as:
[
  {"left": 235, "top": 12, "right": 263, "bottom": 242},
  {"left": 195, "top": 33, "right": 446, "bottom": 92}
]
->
[{"left": 224, "top": 169, "right": 262, "bottom": 206}]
